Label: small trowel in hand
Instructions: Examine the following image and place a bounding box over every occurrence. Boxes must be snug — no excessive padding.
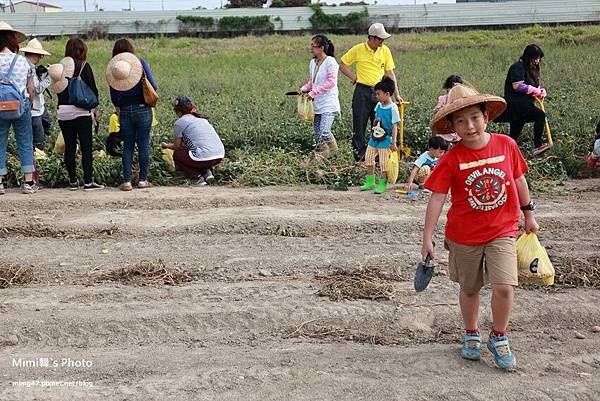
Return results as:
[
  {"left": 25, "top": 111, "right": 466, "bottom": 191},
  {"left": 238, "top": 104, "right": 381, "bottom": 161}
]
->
[{"left": 414, "top": 244, "right": 436, "bottom": 293}]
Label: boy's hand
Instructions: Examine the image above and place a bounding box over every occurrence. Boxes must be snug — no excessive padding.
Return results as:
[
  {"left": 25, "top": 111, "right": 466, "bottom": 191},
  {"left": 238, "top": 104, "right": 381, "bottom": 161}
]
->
[
  {"left": 523, "top": 212, "right": 539, "bottom": 234},
  {"left": 160, "top": 142, "right": 168, "bottom": 149},
  {"left": 390, "top": 144, "right": 398, "bottom": 152},
  {"left": 421, "top": 239, "right": 435, "bottom": 261}
]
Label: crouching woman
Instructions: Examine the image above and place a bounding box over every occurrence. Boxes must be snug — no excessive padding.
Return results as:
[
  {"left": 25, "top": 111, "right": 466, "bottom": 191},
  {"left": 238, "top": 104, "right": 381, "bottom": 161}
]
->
[{"left": 160, "top": 96, "right": 224, "bottom": 186}]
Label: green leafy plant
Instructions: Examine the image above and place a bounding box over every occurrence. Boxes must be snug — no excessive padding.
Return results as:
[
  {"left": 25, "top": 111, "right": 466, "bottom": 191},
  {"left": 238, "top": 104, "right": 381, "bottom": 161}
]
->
[
  {"left": 176, "top": 15, "right": 215, "bottom": 29},
  {"left": 218, "top": 16, "right": 275, "bottom": 33},
  {"left": 309, "top": 4, "right": 369, "bottom": 33}
]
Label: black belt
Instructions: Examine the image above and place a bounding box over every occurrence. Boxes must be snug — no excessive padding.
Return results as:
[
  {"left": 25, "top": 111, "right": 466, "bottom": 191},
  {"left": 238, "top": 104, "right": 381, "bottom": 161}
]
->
[{"left": 356, "top": 83, "right": 374, "bottom": 89}]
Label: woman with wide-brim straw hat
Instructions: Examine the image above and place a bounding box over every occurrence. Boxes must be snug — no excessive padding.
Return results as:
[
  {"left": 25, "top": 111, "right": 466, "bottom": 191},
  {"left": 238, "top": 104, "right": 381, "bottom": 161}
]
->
[
  {"left": 0, "top": 21, "right": 39, "bottom": 195},
  {"left": 107, "top": 38, "right": 158, "bottom": 191},
  {"left": 21, "top": 38, "right": 52, "bottom": 150},
  {"left": 55, "top": 37, "right": 104, "bottom": 191},
  {"left": 422, "top": 83, "right": 538, "bottom": 370}
]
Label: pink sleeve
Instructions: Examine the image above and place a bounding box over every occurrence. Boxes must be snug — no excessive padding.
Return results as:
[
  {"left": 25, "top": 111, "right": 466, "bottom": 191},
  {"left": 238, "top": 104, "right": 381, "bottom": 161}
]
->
[
  {"left": 309, "top": 67, "right": 337, "bottom": 98},
  {"left": 434, "top": 95, "right": 447, "bottom": 111},
  {"left": 300, "top": 77, "right": 312, "bottom": 92}
]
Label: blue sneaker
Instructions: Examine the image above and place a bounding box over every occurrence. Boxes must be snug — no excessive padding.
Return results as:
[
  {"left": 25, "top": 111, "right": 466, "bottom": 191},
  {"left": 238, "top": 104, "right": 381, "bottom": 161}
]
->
[
  {"left": 487, "top": 333, "right": 517, "bottom": 369},
  {"left": 461, "top": 332, "right": 482, "bottom": 361}
]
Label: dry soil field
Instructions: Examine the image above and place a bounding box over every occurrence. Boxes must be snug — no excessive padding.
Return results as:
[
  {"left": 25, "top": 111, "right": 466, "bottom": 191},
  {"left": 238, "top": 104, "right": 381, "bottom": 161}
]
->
[{"left": 1, "top": 180, "right": 599, "bottom": 400}]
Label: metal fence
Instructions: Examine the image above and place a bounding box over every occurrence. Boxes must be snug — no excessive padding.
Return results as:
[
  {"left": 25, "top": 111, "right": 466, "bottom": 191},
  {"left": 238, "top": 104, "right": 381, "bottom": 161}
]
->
[{"left": 2, "top": 0, "right": 599, "bottom": 37}]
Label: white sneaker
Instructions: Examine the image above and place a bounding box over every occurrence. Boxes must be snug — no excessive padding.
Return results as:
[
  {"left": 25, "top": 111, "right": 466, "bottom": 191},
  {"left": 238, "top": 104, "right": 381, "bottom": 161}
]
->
[
  {"left": 195, "top": 176, "right": 207, "bottom": 186},
  {"left": 202, "top": 169, "right": 215, "bottom": 184},
  {"left": 22, "top": 183, "right": 39, "bottom": 194}
]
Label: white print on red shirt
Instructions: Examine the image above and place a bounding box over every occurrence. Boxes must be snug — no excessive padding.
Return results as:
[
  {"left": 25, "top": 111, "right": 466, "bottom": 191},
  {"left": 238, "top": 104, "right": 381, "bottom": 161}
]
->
[
  {"left": 464, "top": 165, "right": 510, "bottom": 212},
  {"left": 459, "top": 155, "right": 505, "bottom": 171}
]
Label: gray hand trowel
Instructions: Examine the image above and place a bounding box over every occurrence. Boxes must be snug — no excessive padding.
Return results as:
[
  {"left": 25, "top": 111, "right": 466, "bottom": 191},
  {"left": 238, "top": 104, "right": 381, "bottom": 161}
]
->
[{"left": 414, "top": 244, "right": 437, "bottom": 293}]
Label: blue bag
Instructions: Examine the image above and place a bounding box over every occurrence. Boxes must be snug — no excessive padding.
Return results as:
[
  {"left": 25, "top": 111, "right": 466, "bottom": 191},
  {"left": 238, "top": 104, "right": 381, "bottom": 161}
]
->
[
  {"left": 67, "top": 61, "right": 98, "bottom": 110},
  {"left": 0, "top": 55, "right": 25, "bottom": 120}
]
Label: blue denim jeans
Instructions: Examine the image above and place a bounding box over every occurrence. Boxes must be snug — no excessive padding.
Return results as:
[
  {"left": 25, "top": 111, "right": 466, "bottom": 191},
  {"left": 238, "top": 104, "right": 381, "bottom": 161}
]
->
[
  {"left": 0, "top": 102, "right": 34, "bottom": 176},
  {"left": 120, "top": 104, "right": 153, "bottom": 182}
]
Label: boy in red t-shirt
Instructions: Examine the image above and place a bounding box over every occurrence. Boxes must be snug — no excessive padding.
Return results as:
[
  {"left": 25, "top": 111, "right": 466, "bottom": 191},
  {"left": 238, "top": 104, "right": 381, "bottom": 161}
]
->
[{"left": 422, "top": 84, "right": 539, "bottom": 370}]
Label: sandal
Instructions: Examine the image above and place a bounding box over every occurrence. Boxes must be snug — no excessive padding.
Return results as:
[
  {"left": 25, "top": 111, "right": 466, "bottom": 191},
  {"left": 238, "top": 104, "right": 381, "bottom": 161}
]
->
[
  {"left": 137, "top": 180, "right": 152, "bottom": 189},
  {"left": 119, "top": 182, "right": 133, "bottom": 191}
]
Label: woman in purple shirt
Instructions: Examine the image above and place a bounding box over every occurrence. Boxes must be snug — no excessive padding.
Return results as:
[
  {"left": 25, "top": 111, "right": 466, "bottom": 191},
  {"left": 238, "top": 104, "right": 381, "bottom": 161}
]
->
[{"left": 106, "top": 38, "right": 158, "bottom": 191}]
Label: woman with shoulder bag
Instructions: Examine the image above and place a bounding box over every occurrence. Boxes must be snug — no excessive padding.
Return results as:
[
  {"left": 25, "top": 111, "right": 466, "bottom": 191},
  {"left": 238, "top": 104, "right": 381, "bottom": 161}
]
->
[
  {"left": 51, "top": 37, "right": 103, "bottom": 191},
  {"left": 0, "top": 22, "right": 37, "bottom": 194},
  {"left": 106, "top": 38, "right": 158, "bottom": 191}
]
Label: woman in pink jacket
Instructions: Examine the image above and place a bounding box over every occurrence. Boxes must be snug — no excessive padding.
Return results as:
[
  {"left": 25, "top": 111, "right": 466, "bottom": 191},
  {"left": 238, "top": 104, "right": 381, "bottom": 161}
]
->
[{"left": 300, "top": 35, "right": 340, "bottom": 156}]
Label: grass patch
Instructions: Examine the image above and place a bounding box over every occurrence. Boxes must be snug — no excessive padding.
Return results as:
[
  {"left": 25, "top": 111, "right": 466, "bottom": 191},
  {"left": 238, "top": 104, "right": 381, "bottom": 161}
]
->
[
  {"left": 315, "top": 266, "right": 407, "bottom": 301},
  {"left": 90, "top": 260, "right": 197, "bottom": 286},
  {"left": 4, "top": 25, "right": 600, "bottom": 187},
  {"left": 0, "top": 263, "right": 34, "bottom": 289}
]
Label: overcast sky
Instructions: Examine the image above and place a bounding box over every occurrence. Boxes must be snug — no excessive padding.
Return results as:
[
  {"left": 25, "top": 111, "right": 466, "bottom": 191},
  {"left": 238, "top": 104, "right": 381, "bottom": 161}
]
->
[{"left": 40, "top": 0, "right": 455, "bottom": 12}]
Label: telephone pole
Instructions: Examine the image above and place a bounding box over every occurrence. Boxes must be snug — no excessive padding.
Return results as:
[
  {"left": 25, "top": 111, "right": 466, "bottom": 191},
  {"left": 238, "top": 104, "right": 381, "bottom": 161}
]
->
[{"left": 83, "top": 0, "right": 87, "bottom": 12}]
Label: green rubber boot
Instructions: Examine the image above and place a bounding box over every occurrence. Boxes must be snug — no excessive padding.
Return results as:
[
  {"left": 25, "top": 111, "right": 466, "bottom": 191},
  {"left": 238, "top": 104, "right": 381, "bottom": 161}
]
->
[
  {"left": 374, "top": 177, "right": 388, "bottom": 194},
  {"left": 360, "top": 175, "right": 376, "bottom": 191}
]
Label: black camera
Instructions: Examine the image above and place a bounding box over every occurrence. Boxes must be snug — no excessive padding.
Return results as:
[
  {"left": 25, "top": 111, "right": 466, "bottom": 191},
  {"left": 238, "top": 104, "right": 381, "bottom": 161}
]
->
[{"left": 35, "top": 64, "right": 48, "bottom": 77}]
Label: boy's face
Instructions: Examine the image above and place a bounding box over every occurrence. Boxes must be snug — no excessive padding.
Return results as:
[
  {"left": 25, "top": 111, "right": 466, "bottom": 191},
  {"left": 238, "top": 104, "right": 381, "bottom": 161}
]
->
[
  {"left": 450, "top": 105, "right": 488, "bottom": 145},
  {"left": 375, "top": 89, "right": 391, "bottom": 103},
  {"left": 429, "top": 148, "right": 445, "bottom": 159}
]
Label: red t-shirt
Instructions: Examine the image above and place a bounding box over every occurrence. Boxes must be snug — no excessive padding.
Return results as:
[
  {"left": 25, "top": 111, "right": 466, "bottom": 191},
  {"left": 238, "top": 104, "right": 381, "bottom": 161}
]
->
[{"left": 424, "top": 133, "right": 529, "bottom": 246}]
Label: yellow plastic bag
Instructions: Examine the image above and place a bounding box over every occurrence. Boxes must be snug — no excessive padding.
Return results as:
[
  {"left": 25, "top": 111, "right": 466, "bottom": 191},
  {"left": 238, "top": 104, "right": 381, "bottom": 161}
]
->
[
  {"left": 386, "top": 151, "right": 399, "bottom": 184},
  {"left": 54, "top": 131, "right": 65, "bottom": 155},
  {"left": 297, "top": 94, "right": 314, "bottom": 123},
  {"left": 516, "top": 233, "right": 555, "bottom": 286},
  {"left": 34, "top": 148, "right": 47, "bottom": 160},
  {"left": 93, "top": 149, "right": 107, "bottom": 160},
  {"left": 162, "top": 148, "right": 176, "bottom": 173}
]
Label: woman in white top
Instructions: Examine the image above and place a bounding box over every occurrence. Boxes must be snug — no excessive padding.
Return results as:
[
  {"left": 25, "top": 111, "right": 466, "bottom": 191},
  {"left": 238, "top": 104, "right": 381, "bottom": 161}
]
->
[
  {"left": 0, "top": 22, "right": 37, "bottom": 195},
  {"left": 300, "top": 34, "right": 340, "bottom": 155}
]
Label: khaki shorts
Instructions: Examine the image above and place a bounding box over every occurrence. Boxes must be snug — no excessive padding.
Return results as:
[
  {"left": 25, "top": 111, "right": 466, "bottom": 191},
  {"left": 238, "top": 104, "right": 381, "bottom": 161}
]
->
[{"left": 444, "top": 237, "right": 518, "bottom": 293}]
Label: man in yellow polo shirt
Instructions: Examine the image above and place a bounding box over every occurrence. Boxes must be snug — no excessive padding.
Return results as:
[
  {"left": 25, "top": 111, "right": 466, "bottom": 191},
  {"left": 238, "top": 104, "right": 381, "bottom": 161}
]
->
[{"left": 340, "top": 23, "right": 402, "bottom": 161}]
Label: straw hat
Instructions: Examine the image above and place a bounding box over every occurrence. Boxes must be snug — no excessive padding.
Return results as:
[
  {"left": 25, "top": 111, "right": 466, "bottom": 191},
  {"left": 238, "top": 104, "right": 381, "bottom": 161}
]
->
[
  {"left": 430, "top": 84, "right": 506, "bottom": 135},
  {"left": 0, "top": 21, "right": 26, "bottom": 43},
  {"left": 48, "top": 64, "right": 67, "bottom": 93},
  {"left": 368, "top": 23, "right": 391, "bottom": 40},
  {"left": 106, "top": 52, "right": 143, "bottom": 91},
  {"left": 21, "top": 38, "right": 51, "bottom": 56},
  {"left": 48, "top": 57, "right": 75, "bottom": 93}
]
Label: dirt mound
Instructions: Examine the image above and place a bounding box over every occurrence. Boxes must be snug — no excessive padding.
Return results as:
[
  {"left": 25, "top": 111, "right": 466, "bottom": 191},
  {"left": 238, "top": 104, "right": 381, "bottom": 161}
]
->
[{"left": 285, "top": 319, "right": 459, "bottom": 346}]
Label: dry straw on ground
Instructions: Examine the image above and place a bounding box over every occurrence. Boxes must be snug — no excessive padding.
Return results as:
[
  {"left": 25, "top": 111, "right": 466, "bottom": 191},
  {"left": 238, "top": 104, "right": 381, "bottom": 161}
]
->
[
  {"left": 315, "top": 266, "right": 407, "bottom": 301},
  {"left": 90, "top": 260, "right": 197, "bottom": 286},
  {"left": 554, "top": 257, "right": 600, "bottom": 288},
  {"left": 285, "top": 319, "right": 458, "bottom": 346},
  {"left": 0, "top": 263, "right": 34, "bottom": 289}
]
